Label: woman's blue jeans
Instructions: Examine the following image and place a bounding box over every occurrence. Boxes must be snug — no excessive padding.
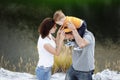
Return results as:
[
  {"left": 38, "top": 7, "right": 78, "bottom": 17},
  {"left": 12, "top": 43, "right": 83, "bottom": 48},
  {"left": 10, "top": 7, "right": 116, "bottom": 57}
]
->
[
  {"left": 65, "top": 66, "right": 94, "bottom": 80},
  {"left": 35, "top": 66, "right": 52, "bottom": 80}
]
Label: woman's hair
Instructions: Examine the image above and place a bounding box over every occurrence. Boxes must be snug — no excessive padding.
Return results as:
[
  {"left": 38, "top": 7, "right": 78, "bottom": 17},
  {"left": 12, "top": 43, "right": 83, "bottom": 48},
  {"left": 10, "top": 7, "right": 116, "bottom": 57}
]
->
[
  {"left": 53, "top": 10, "right": 65, "bottom": 21},
  {"left": 38, "top": 18, "right": 55, "bottom": 38}
]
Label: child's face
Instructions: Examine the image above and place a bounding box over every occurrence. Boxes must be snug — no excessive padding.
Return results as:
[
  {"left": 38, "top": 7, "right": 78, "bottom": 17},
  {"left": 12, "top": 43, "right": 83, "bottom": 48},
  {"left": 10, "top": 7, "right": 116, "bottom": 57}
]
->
[{"left": 56, "top": 16, "right": 65, "bottom": 26}]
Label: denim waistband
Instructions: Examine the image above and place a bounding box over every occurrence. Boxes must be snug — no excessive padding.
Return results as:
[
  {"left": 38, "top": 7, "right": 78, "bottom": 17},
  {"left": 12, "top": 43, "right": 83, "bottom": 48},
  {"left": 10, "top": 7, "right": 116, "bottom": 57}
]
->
[
  {"left": 71, "top": 65, "right": 94, "bottom": 73},
  {"left": 38, "top": 66, "right": 52, "bottom": 69}
]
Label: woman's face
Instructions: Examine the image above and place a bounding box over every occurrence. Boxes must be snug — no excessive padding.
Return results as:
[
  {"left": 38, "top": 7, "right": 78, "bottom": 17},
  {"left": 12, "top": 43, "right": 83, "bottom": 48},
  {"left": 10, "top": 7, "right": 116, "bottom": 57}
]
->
[{"left": 50, "top": 24, "right": 57, "bottom": 34}]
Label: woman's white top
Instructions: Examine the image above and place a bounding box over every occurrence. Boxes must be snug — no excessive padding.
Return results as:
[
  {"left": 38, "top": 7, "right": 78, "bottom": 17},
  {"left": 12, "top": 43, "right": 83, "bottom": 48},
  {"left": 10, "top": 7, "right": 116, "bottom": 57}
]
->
[{"left": 37, "top": 34, "right": 56, "bottom": 67}]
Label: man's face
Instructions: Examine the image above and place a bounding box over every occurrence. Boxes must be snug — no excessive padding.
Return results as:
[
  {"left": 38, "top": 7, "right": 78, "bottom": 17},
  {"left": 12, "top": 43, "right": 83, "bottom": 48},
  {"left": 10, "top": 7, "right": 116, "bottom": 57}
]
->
[{"left": 65, "top": 33, "right": 74, "bottom": 40}]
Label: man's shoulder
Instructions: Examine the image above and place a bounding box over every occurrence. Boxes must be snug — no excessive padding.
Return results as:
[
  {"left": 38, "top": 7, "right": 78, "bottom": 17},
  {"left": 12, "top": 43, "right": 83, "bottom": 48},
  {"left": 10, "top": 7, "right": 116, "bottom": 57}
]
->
[
  {"left": 85, "top": 30, "right": 94, "bottom": 36},
  {"left": 84, "top": 30, "right": 95, "bottom": 42}
]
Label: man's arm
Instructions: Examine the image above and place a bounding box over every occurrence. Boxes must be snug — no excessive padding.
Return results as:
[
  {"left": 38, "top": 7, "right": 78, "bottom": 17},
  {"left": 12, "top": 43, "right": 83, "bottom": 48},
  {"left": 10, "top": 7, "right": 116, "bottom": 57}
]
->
[
  {"left": 67, "top": 21, "right": 89, "bottom": 48},
  {"left": 72, "top": 29, "right": 89, "bottom": 48}
]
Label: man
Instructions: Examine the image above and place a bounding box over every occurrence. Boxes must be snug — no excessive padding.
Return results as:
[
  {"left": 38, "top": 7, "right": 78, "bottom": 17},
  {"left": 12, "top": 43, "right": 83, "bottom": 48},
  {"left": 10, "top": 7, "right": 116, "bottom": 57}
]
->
[{"left": 53, "top": 10, "right": 95, "bottom": 80}]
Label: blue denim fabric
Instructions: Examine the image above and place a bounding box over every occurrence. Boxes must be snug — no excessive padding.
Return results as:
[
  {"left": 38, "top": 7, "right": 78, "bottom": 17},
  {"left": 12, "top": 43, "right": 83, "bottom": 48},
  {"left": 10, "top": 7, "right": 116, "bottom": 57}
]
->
[
  {"left": 35, "top": 66, "right": 52, "bottom": 80},
  {"left": 65, "top": 66, "right": 94, "bottom": 80}
]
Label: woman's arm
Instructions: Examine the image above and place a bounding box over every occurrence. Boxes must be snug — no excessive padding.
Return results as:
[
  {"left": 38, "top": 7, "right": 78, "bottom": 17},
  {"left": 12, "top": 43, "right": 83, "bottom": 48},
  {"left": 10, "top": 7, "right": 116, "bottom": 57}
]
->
[{"left": 44, "top": 30, "right": 65, "bottom": 56}]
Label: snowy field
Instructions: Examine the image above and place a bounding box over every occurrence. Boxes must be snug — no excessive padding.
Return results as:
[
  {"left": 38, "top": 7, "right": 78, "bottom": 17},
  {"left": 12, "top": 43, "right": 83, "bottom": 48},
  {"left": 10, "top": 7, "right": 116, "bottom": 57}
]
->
[{"left": 0, "top": 68, "right": 120, "bottom": 80}]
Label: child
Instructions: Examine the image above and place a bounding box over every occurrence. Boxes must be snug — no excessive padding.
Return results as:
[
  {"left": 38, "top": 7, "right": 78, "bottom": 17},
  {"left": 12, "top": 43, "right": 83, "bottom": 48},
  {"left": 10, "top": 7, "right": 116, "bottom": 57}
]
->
[{"left": 53, "top": 10, "right": 87, "bottom": 38}]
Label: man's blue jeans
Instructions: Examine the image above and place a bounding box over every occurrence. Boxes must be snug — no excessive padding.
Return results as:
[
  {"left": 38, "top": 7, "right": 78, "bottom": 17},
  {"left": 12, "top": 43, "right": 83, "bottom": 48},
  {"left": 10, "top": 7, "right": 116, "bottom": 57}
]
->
[
  {"left": 35, "top": 66, "right": 52, "bottom": 80},
  {"left": 65, "top": 66, "right": 94, "bottom": 80}
]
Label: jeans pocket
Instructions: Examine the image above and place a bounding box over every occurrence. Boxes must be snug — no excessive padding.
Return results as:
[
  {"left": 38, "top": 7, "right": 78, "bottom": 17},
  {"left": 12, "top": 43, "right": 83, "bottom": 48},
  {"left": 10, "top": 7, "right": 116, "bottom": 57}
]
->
[
  {"left": 35, "top": 66, "right": 52, "bottom": 80},
  {"left": 76, "top": 71, "right": 92, "bottom": 80}
]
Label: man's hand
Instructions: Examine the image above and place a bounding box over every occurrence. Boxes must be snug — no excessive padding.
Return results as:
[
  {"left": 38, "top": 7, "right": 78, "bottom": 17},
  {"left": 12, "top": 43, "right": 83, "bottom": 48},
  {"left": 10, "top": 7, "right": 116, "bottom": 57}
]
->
[{"left": 67, "top": 21, "right": 76, "bottom": 31}]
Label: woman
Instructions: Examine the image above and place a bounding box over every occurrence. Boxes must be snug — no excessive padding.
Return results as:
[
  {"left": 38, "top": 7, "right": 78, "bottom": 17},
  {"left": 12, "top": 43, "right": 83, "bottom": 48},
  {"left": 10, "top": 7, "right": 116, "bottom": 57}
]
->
[{"left": 36, "top": 18, "right": 65, "bottom": 80}]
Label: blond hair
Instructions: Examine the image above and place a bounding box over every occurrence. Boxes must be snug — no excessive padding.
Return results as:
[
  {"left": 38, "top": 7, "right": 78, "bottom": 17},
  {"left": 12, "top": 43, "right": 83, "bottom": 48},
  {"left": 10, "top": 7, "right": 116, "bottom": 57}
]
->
[{"left": 53, "top": 10, "right": 65, "bottom": 21}]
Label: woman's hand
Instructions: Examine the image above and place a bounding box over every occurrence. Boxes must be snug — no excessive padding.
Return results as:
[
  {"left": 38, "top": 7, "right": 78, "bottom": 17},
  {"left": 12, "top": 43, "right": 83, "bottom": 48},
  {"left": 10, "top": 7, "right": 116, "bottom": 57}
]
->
[
  {"left": 56, "top": 26, "right": 65, "bottom": 44},
  {"left": 57, "top": 25, "right": 63, "bottom": 36},
  {"left": 59, "top": 30, "right": 65, "bottom": 41}
]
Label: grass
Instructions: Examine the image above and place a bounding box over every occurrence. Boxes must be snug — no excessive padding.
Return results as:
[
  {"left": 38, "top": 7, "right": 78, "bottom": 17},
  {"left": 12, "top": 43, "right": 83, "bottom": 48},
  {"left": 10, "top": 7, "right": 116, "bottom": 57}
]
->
[
  {"left": 0, "top": 56, "right": 37, "bottom": 74},
  {"left": 94, "top": 40, "right": 120, "bottom": 73},
  {"left": 53, "top": 46, "right": 72, "bottom": 73},
  {"left": 0, "top": 40, "right": 120, "bottom": 74}
]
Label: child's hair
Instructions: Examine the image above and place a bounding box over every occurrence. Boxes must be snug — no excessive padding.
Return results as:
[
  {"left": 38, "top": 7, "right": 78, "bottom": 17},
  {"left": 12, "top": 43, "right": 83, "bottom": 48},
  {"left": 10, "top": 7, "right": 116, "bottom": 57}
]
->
[{"left": 53, "top": 10, "right": 65, "bottom": 21}]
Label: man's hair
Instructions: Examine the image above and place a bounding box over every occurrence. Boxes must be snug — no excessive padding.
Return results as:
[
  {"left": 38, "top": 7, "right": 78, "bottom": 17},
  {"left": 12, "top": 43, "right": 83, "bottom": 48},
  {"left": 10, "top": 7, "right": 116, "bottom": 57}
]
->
[
  {"left": 53, "top": 10, "right": 65, "bottom": 21},
  {"left": 38, "top": 18, "right": 55, "bottom": 38}
]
